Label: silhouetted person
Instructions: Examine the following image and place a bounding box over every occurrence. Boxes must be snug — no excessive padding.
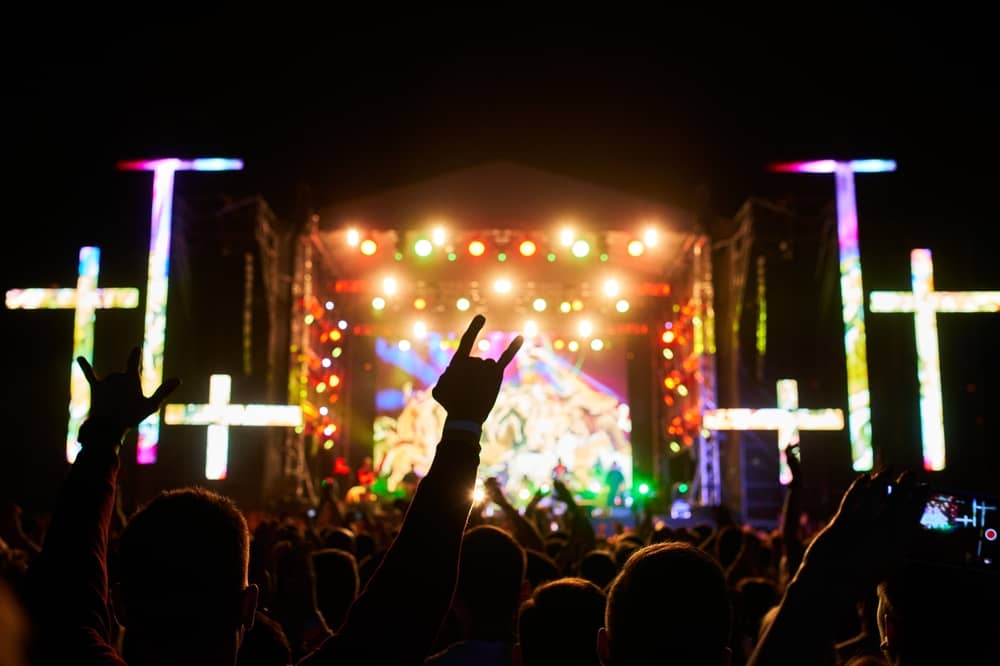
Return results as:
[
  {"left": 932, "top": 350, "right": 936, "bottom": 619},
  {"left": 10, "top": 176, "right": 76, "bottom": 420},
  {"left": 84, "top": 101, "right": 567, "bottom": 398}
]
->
[
  {"left": 579, "top": 550, "right": 617, "bottom": 590},
  {"left": 311, "top": 549, "right": 358, "bottom": 632},
  {"left": 237, "top": 612, "right": 291, "bottom": 666},
  {"left": 515, "top": 577, "right": 606, "bottom": 666}
]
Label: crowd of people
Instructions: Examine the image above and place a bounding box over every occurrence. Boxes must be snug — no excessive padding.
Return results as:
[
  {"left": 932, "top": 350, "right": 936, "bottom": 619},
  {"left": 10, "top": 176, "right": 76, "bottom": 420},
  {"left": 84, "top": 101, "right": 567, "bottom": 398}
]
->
[{"left": 2, "top": 314, "right": 998, "bottom": 665}]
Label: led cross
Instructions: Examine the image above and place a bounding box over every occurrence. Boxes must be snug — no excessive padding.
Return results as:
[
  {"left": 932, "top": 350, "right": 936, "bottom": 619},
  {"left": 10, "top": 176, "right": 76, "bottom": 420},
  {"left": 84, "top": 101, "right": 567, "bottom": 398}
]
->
[
  {"left": 5, "top": 247, "right": 139, "bottom": 462},
  {"left": 118, "top": 158, "right": 243, "bottom": 464},
  {"left": 771, "top": 159, "right": 895, "bottom": 473},
  {"left": 869, "top": 249, "right": 1000, "bottom": 471},
  {"left": 702, "top": 379, "right": 844, "bottom": 485},
  {"left": 164, "top": 374, "right": 302, "bottom": 479}
]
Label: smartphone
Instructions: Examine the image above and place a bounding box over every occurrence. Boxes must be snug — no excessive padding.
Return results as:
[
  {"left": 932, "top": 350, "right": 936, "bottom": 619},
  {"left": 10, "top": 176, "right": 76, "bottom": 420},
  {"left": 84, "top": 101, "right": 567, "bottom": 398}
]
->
[{"left": 910, "top": 490, "right": 998, "bottom": 571}]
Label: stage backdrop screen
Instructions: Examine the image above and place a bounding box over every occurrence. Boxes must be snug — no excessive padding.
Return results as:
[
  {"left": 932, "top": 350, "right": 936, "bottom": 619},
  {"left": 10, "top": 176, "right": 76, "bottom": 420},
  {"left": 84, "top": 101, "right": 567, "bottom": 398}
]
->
[{"left": 372, "top": 330, "right": 632, "bottom": 503}]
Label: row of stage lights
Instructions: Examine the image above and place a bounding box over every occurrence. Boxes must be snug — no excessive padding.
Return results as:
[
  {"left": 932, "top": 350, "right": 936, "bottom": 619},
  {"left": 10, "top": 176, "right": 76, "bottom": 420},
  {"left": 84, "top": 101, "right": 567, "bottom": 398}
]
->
[
  {"left": 387, "top": 326, "right": 611, "bottom": 353},
  {"left": 344, "top": 226, "right": 661, "bottom": 260}
]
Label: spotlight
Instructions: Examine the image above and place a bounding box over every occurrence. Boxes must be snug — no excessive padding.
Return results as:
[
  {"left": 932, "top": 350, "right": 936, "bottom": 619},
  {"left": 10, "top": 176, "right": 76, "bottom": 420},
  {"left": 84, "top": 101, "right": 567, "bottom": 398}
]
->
[
  {"left": 383, "top": 277, "right": 398, "bottom": 296},
  {"left": 590, "top": 338, "right": 604, "bottom": 351},
  {"left": 413, "top": 321, "right": 427, "bottom": 338},
  {"left": 432, "top": 226, "right": 446, "bottom": 245},
  {"left": 554, "top": 339, "right": 565, "bottom": 350},
  {"left": 627, "top": 240, "right": 645, "bottom": 257},
  {"left": 414, "top": 239, "right": 433, "bottom": 257},
  {"left": 524, "top": 320, "right": 539, "bottom": 337},
  {"left": 616, "top": 299, "right": 630, "bottom": 313},
  {"left": 532, "top": 298, "right": 547, "bottom": 312},
  {"left": 337, "top": 320, "right": 348, "bottom": 330},
  {"left": 494, "top": 278, "right": 513, "bottom": 294},
  {"left": 560, "top": 228, "right": 574, "bottom": 246},
  {"left": 360, "top": 239, "right": 377, "bottom": 256},
  {"left": 328, "top": 374, "right": 341, "bottom": 388},
  {"left": 468, "top": 240, "right": 486, "bottom": 257},
  {"left": 319, "top": 406, "right": 329, "bottom": 416},
  {"left": 414, "top": 297, "right": 427, "bottom": 310},
  {"left": 325, "top": 300, "right": 335, "bottom": 310},
  {"left": 571, "top": 299, "right": 583, "bottom": 311},
  {"left": 323, "top": 440, "right": 334, "bottom": 450},
  {"left": 662, "top": 331, "right": 675, "bottom": 344},
  {"left": 571, "top": 239, "right": 590, "bottom": 257},
  {"left": 644, "top": 228, "right": 658, "bottom": 247},
  {"left": 322, "top": 358, "right": 332, "bottom": 368},
  {"left": 372, "top": 296, "right": 386, "bottom": 310},
  {"left": 603, "top": 279, "right": 620, "bottom": 297},
  {"left": 578, "top": 320, "right": 593, "bottom": 338},
  {"left": 346, "top": 229, "right": 360, "bottom": 247},
  {"left": 519, "top": 240, "right": 537, "bottom": 256},
  {"left": 478, "top": 339, "right": 491, "bottom": 352},
  {"left": 456, "top": 297, "right": 471, "bottom": 311},
  {"left": 398, "top": 339, "right": 411, "bottom": 351},
  {"left": 568, "top": 340, "right": 580, "bottom": 352},
  {"left": 559, "top": 301, "right": 571, "bottom": 313}
]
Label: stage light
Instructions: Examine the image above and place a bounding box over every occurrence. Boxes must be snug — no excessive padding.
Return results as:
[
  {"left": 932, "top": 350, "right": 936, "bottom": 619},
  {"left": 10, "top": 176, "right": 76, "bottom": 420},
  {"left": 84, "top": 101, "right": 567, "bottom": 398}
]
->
[
  {"left": 304, "top": 314, "right": 315, "bottom": 325},
  {"left": 323, "top": 440, "right": 334, "bottom": 450},
  {"left": 331, "top": 329, "right": 343, "bottom": 341},
  {"left": 498, "top": 252, "right": 508, "bottom": 262},
  {"left": 468, "top": 240, "right": 486, "bottom": 257},
  {"left": 519, "top": 488, "right": 532, "bottom": 500},
  {"left": 372, "top": 296, "right": 386, "bottom": 310},
  {"left": 662, "top": 331, "right": 675, "bottom": 344},
  {"left": 568, "top": 340, "right": 580, "bottom": 352},
  {"left": 316, "top": 383, "right": 327, "bottom": 393},
  {"left": 413, "top": 321, "right": 427, "bottom": 339},
  {"left": 627, "top": 240, "right": 645, "bottom": 257},
  {"left": 414, "top": 297, "right": 427, "bottom": 310},
  {"left": 319, "top": 406, "right": 329, "bottom": 416},
  {"left": 559, "top": 301, "right": 571, "bottom": 313},
  {"left": 432, "top": 226, "right": 446, "bottom": 245},
  {"left": 676, "top": 384, "right": 689, "bottom": 397},
  {"left": 519, "top": 240, "right": 537, "bottom": 256},
  {"left": 532, "top": 298, "right": 547, "bottom": 312},
  {"left": 414, "top": 239, "right": 433, "bottom": 257},
  {"left": 616, "top": 299, "right": 630, "bottom": 313},
  {"left": 394, "top": 252, "right": 403, "bottom": 261},
  {"left": 360, "top": 239, "right": 378, "bottom": 256},
  {"left": 494, "top": 278, "right": 513, "bottom": 294},
  {"left": 644, "top": 228, "right": 658, "bottom": 247},
  {"left": 325, "top": 301, "right": 335, "bottom": 311},
  {"left": 323, "top": 424, "right": 336, "bottom": 437},
  {"left": 572, "top": 239, "right": 590, "bottom": 257},
  {"left": 524, "top": 320, "right": 539, "bottom": 337},
  {"left": 346, "top": 229, "right": 360, "bottom": 247},
  {"left": 398, "top": 339, "right": 411, "bottom": 351},
  {"left": 478, "top": 339, "right": 491, "bottom": 352},
  {"left": 578, "top": 319, "right": 594, "bottom": 338},
  {"left": 321, "top": 358, "right": 332, "bottom": 368},
  {"left": 554, "top": 339, "right": 566, "bottom": 350},
  {"left": 332, "top": 347, "right": 343, "bottom": 358},
  {"left": 572, "top": 299, "right": 583, "bottom": 311},
  {"left": 328, "top": 374, "right": 341, "bottom": 388},
  {"left": 546, "top": 253, "right": 556, "bottom": 262},
  {"left": 383, "top": 277, "right": 397, "bottom": 296},
  {"left": 560, "top": 228, "right": 574, "bottom": 246},
  {"left": 447, "top": 252, "right": 457, "bottom": 261},
  {"left": 603, "top": 279, "right": 620, "bottom": 297},
  {"left": 662, "top": 348, "right": 674, "bottom": 360},
  {"left": 669, "top": 441, "right": 681, "bottom": 453},
  {"left": 456, "top": 297, "right": 471, "bottom": 311},
  {"left": 678, "top": 482, "right": 689, "bottom": 494},
  {"left": 590, "top": 338, "right": 604, "bottom": 351},
  {"left": 473, "top": 487, "right": 485, "bottom": 502},
  {"left": 638, "top": 482, "right": 650, "bottom": 496}
]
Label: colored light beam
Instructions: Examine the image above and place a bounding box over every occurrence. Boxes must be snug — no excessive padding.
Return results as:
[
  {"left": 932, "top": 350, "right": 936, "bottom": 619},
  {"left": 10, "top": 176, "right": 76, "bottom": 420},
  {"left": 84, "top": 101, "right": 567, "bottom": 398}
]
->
[
  {"left": 5, "top": 247, "right": 139, "bottom": 462},
  {"left": 870, "top": 249, "right": 1000, "bottom": 471},
  {"left": 119, "top": 157, "right": 243, "bottom": 463},
  {"left": 164, "top": 374, "right": 302, "bottom": 480},
  {"left": 770, "top": 158, "right": 896, "bottom": 472},
  {"left": 702, "top": 379, "right": 844, "bottom": 485}
]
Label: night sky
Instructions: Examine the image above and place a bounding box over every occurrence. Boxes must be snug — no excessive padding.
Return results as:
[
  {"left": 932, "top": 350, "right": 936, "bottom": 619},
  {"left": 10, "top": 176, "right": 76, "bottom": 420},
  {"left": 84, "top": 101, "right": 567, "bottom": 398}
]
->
[{"left": 4, "top": 10, "right": 999, "bottom": 511}]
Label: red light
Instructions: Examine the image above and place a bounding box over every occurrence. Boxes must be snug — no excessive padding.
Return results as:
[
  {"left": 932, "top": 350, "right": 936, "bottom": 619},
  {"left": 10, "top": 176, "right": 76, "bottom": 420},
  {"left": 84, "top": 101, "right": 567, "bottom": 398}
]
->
[
  {"left": 468, "top": 240, "right": 486, "bottom": 257},
  {"left": 662, "top": 331, "right": 675, "bottom": 344},
  {"left": 519, "top": 240, "right": 537, "bottom": 257},
  {"left": 360, "top": 239, "right": 377, "bottom": 256}
]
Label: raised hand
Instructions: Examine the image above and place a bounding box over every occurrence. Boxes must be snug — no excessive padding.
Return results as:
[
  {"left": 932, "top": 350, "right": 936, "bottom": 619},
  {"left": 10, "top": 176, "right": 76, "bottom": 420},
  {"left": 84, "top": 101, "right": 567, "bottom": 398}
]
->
[
  {"left": 785, "top": 443, "right": 802, "bottom": 485},
  {"left": 432, "top": 315, "right": 523, "bottom": 424},
  {"left": 484, "top": 477, "right": 510, "bottom": 506},
  {"left": 77, "top": 347, "right": 180, "bottom": 440}
]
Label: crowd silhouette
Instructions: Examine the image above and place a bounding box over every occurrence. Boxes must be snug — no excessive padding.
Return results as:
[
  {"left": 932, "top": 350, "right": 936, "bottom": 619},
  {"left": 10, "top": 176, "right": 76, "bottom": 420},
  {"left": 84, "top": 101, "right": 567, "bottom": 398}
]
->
[{"left": 2, "top": 314, "right": 999, "bottom": 665}]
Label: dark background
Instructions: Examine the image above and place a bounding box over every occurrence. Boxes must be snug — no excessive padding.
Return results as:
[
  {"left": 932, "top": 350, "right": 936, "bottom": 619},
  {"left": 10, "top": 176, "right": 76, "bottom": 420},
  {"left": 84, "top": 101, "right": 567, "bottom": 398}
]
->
[{"left": 3, "top": 9, "right": 999, "bottom": 515}]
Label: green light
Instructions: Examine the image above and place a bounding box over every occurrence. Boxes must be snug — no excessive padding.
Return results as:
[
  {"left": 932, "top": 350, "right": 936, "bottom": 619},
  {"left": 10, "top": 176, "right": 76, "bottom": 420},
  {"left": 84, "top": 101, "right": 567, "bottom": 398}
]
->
[
  {"left": 447, "top": 252, "right": 457, "bottom": 261},
  {"left": 669, "top": 441, "right": 681, "bottom": 453},
  {"left": 498, "top": 252, "right": 507, "bottom": 262},
  {"left": 414, "top": 239, "right": 433, "bottom": 257},
  {"left": 638, "top": 482, "right": 650, "bottom": 495},
  {"left": 678, "top": 482, "right": 689, "bottom": 494},
  {"left": 394, "top": 252, "right": 403, "bottom": 261},
  {"left": 547, "top": 253, "right": 557, "bottom": 262},
  {"left": 600, "top": 253, "right": 609, "bottom": 262}
]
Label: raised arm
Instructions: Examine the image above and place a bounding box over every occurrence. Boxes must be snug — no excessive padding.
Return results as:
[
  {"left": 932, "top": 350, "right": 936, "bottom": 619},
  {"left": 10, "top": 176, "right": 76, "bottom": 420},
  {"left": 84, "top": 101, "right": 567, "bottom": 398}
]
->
[
  {"left": 484, "top": 476, "right": 545, "bottom": 552},
  {"left": 301, "top": 315, "right": 522, "bottom": 666},
  {"left": 26, "top": 349, "right": 178, "bottom": 665}
]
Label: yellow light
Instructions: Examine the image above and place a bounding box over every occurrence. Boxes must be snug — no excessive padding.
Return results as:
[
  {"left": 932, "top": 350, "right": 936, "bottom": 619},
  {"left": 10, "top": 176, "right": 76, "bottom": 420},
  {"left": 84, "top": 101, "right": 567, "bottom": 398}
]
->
[
  {"left": 532, "top": 298, "right": 547, "bottom": 312},
  {"left": 644, "top": 228, "right": 658, "bottom": 247},
  {"left": 571, "top": 239, "right": 590, "bottom": 257},
  {"left": 316, "top": 382, "right": 327, "bottom": 393},
  {"left": 578, "top": 319, "right": 593, "bottom": 338},
  {"left": 330, "top": 330, "right": 342, "bottom": 342},
  {"left": 603, "top": 279, "right": 620, "bottom": 297},
  {"left": 590, "top": 338, "right": 605, "bottom": 351},
  {"left": 494, "top": 278, "right": 513, "bottom": 294},
  {"left": 524, "top": 320, "right": 539, "bottom": 337},
  {"left": 677, "top": 384, "right": 689, "bottom": 397},
  {"left": 616, "top": 299, "right": 630, "bottom": 313},
  {"left": 519, "top": 240, "right": 537, "bottom": 256},
  {"left": 414, "top": 297, "right": 427, "bottom": 310},
  {"left": 414, "top": 239, "right": 433, "bottom": 257},
  {"left": 478, "top": 339, "right": 491, "bottom": 352},
  {"left": 324, "top": 424, "right": 336, "bottom": 436},
  {"left": 572, "top": 299, "right": 583, "bottom": 311},
  {"left": 323, "top": 439, "right": 334, "bottom": 450},
  {"left": 383, "top": 277, "right": 398, "bottom": 296},
  {"left": 559, "top": 301, "right": 571, "bottom": 313},
  {"left": 456, "top": 297, "right": 471, "bottom": 311},
  {"left": 398, "top": 339, "right": 411, "bottom": 351},
  {"left": 328, "top": 374, "right": 341, "bottom": 388},
  {"left": 568, "top": 340, "right": 580, "bottom": 352},
  {"left": 332, "top": 347, "right": 343, "bottom": 358},
  {"left": 662, "top": 348, "right": 674, "bottom": 360},
  {"left": 518, "top": 488, "right": 532, "bottom": 500},
  {"left": 346, "top": 229, "right": 360, "bottom": 247},
  {"left": 360, "top": 239, "right": 378, "bottom": 256},
  {"left": 473, "top": 487, "right": 485, "bottom": 502},
  {"left": 560, "top": 228, "right": 574, "bottom": 246},
  {"left": 413, "top": 321, "right": 427, "bottom": 339},
  {"left": 554, "top": 339, "right": 565, "bottom": 350},
  {"left": 372, "top": 296, "right": 386, "bottom": 310},
  {"left": 662, "top": 330, "right": 675, "bottom": 344},
  {"left": 468, "top": 240, "right": 486, "bottom": 257},
  {"left": 627, "top": 240, "right": 645, "bottom": 257},
  {"left": 432, "top": 226, "right": 446, "bottom": 245}
]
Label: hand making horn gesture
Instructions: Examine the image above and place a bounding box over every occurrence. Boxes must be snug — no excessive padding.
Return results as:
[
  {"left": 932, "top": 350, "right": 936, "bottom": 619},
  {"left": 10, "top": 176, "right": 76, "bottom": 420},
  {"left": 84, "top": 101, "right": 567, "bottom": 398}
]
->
[{"left": 432, "top": 315, "right": 524, "bottom": 424}]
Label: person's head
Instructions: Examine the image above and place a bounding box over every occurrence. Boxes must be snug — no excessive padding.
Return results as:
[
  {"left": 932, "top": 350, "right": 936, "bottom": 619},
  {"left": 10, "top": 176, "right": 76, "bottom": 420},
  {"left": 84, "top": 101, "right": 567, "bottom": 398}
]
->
[
  {"left": 876, "top": 563, "right": 1000, "bottom": 666},
  {"left": 600, "top": 542, "right": 732, "bottom": 666},
  {"left": 579, "top": 550, "right": 617, "bottom": 590},
  {"left": 311, "top": 548, "right": 359, "bottom": 632},
  {"left": 454, "top": 526, "right": 527, "bottom": 640},
  {"left": 322, "top": 526, "right": 357, "bottom": 556},
  {"left": 117, "top": 488, "right": 257, "bottom": 663},
  {"left": 516, "top": 577, "right": 606, "bottom": 666},
  {"left": 524, "top": 549, "right": 559, "bottom": 590}
]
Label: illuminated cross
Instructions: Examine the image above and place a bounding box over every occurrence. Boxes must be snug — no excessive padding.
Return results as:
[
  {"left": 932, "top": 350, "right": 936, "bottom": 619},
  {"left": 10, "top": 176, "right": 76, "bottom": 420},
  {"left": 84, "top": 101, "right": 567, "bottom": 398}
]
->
[
  {"left": 869, "top": 249, "right": 1000, "bottom": 471},
  {"left": 5, "top": 247, "right": 139, "bottom": 462},
  {"left": 771, "top": 158, "right": 895, "bottom": 473},
  {"left": 164, "top": 374, "right": 303, "bottom": 479},
  {"left": 702, "top": 379, "right": 844, "bottom": 485},
  {"left": 118, "top": 158, "right": 243, "bottom": 464}
]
